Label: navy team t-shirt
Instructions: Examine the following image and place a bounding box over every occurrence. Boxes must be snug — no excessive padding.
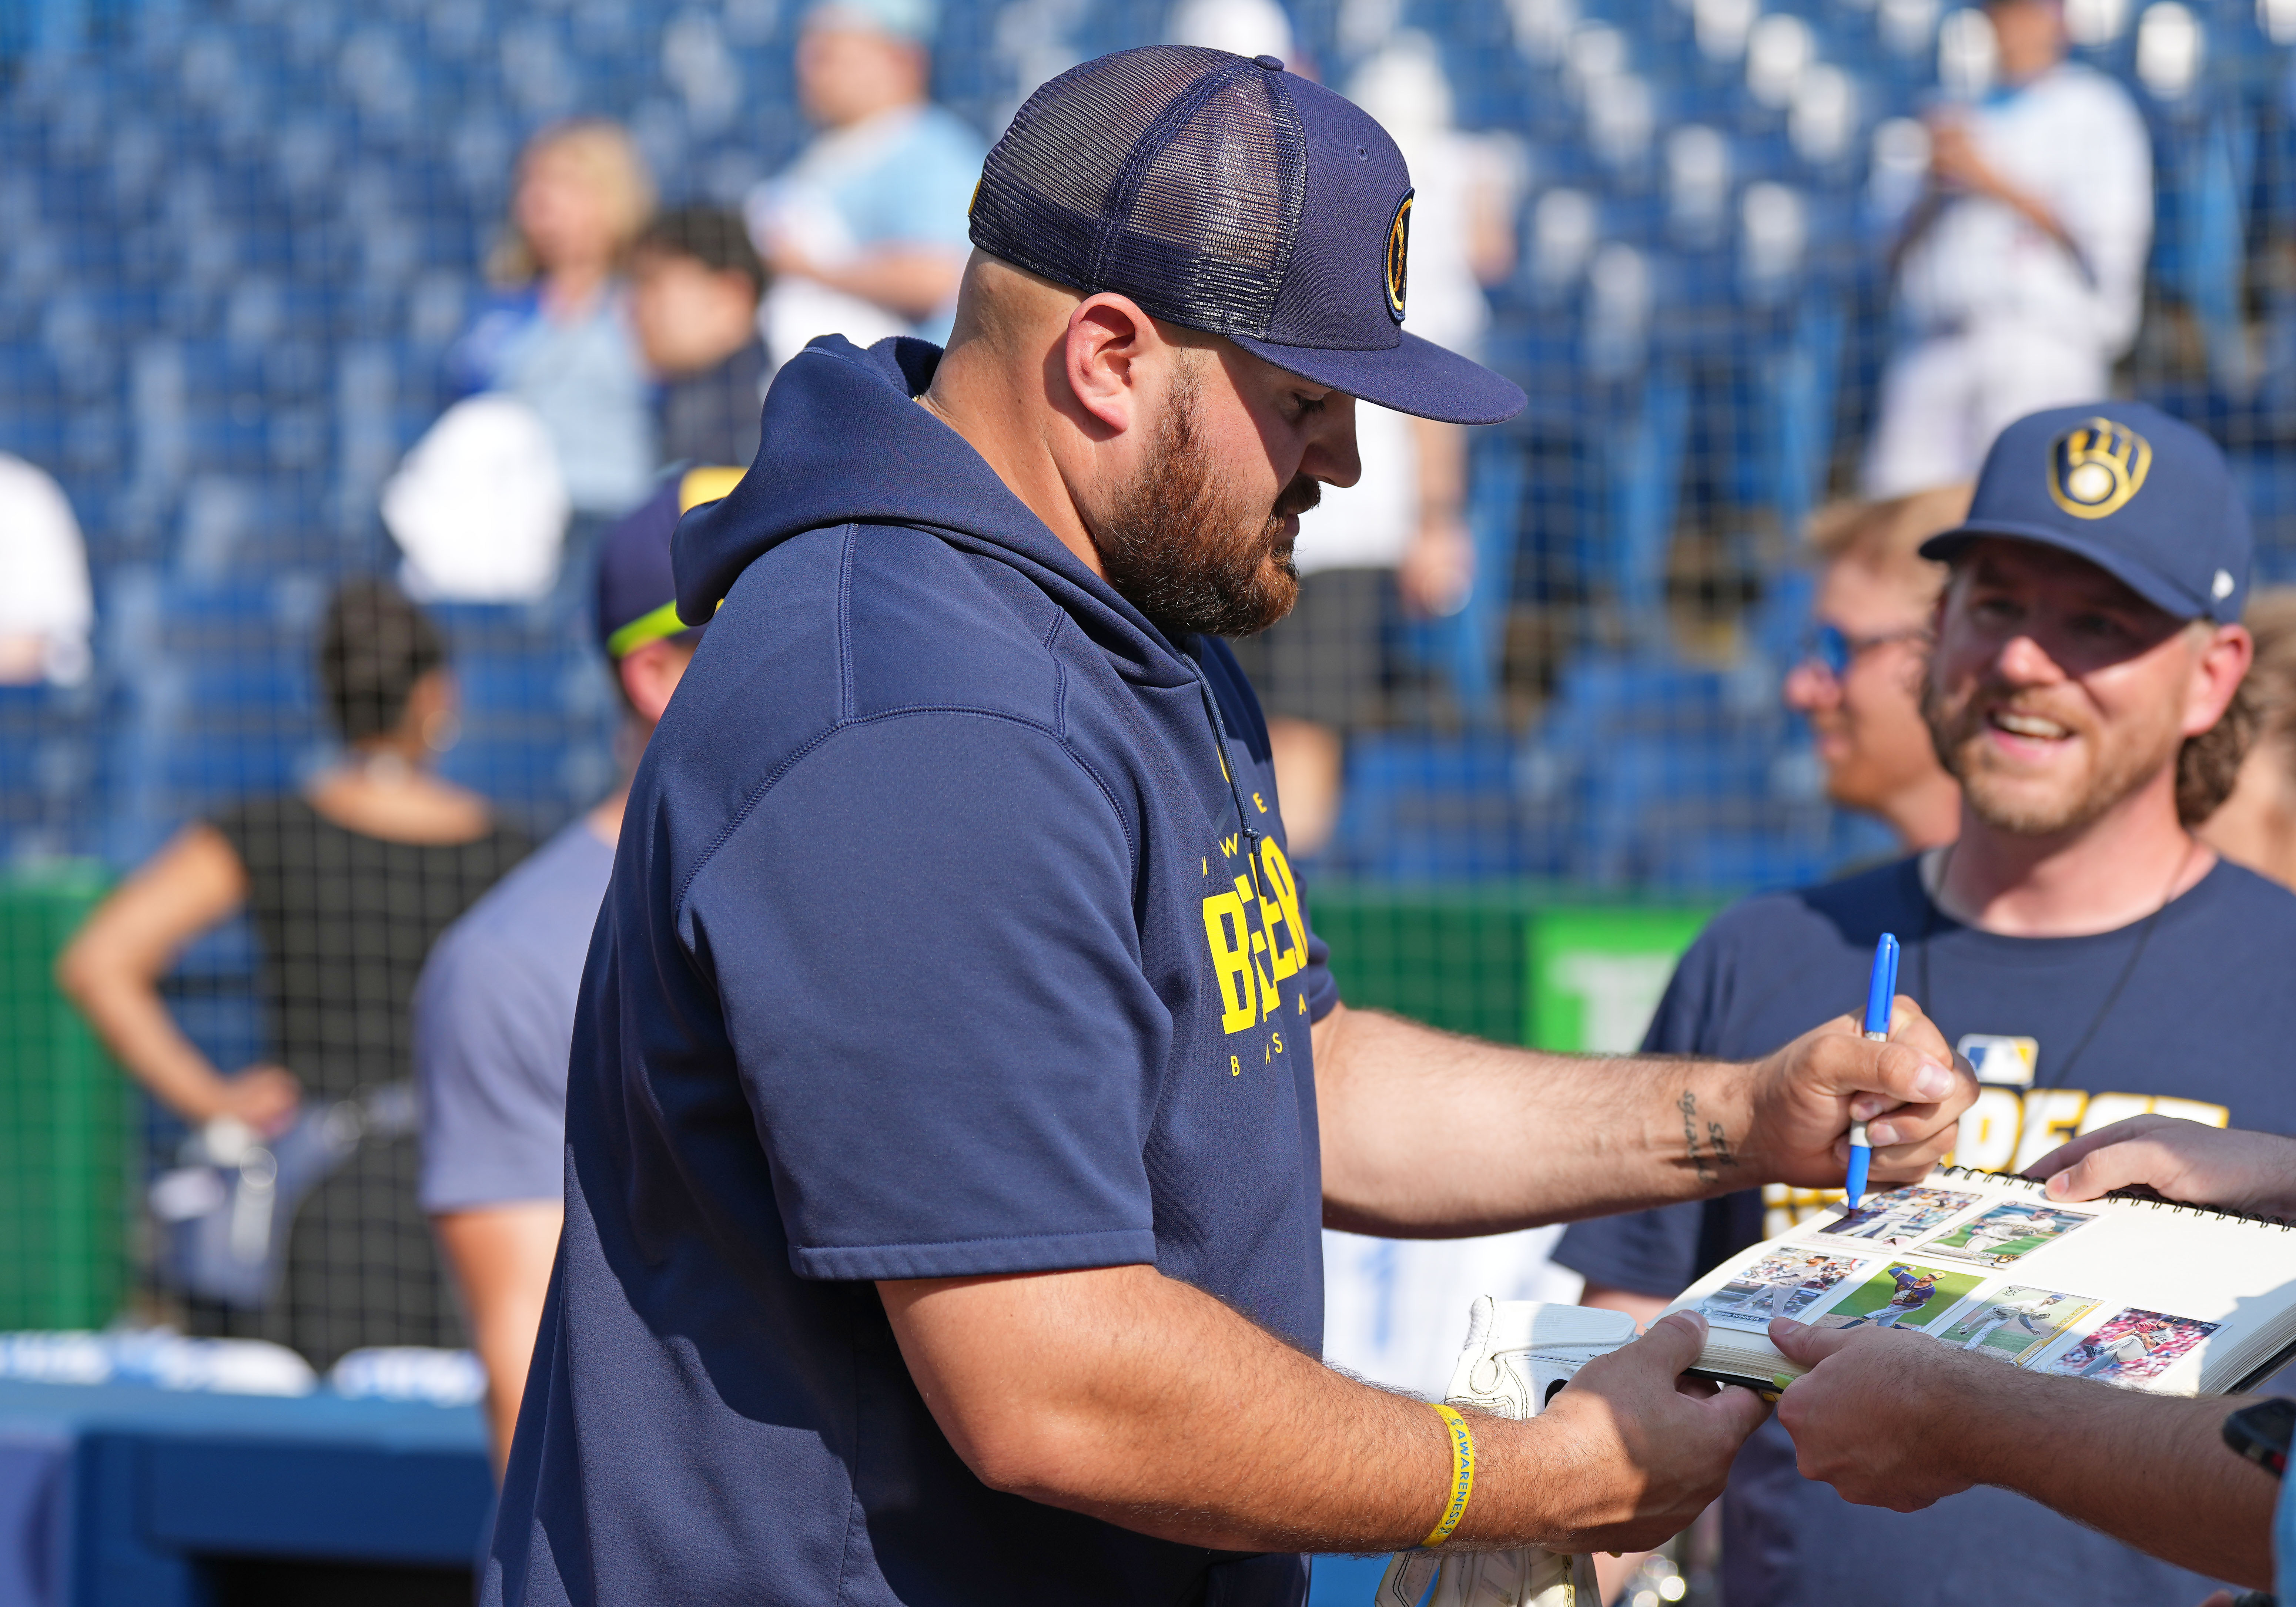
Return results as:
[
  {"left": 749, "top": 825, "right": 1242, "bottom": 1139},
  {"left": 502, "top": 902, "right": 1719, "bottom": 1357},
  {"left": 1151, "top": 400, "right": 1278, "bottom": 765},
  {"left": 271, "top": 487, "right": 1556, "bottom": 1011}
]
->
[{"left": 1555, "top": 854, "right": 2296, "bottom": 1607}]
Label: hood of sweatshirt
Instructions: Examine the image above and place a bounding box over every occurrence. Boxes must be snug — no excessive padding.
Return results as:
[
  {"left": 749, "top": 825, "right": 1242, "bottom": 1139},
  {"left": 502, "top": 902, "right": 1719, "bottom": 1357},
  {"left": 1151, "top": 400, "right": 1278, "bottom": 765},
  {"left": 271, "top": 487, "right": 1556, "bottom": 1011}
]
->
[{"left": 673, "top": 333, "right": 1203, "bottom": 693}]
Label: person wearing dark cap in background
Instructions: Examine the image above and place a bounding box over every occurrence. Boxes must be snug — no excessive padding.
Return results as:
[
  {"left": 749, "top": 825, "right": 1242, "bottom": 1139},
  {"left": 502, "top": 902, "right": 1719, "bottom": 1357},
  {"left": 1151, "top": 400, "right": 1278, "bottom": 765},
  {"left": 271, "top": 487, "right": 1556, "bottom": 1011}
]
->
[
  {"left": 629, "top": 207, "right": 773, "bottom": 470},
  {"left": 1561, "top": 402, "right": 2296, "bottom": 1607},
  {"left": 414, "top": 466, "right": 734, "bottom": 1471},
  {"left": 482, "top": 49, "right": 1972, "bottom": 1607}
]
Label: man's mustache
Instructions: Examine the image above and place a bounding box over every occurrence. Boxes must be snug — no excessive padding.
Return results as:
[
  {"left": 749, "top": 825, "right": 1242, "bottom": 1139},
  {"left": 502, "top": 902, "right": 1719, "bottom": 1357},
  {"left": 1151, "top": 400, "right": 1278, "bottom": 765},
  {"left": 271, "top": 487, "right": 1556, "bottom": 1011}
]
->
[{"left": 1272, "top": 474, "right": 1322, "bottom": 522}]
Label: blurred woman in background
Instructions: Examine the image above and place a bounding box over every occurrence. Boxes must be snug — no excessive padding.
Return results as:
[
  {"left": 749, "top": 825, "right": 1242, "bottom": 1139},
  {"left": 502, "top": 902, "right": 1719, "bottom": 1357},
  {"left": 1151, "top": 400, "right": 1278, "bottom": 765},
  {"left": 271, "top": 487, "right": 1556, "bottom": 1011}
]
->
[
  {"left": 449, "top": 118, "right": 658, "bottom": 523},
  {"left": 59, "top": 580, "right": 530, "bottom": 1367}
]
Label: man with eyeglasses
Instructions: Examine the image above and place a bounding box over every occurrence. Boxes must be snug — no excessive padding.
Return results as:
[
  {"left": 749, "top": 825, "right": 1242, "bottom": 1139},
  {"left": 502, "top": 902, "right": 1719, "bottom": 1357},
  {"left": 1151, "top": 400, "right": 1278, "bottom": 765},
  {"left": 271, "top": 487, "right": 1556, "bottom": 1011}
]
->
[
  {"left": 1785, "top": 486, "right": 1968, "bottom": 855},
  {"left": 1557, "top": 402, "right": 2296, "bottom": 1607}
]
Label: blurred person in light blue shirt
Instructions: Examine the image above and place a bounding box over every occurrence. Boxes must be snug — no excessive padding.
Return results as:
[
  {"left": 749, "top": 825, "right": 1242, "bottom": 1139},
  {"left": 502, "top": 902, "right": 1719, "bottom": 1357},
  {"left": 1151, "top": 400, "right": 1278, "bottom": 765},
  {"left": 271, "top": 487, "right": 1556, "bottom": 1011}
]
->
[
  {"left": 746, "top": 0, "right": 985, "bottom": 353},
  {"left": 450, "top": 120, "right": 659, "bottom": 519}
]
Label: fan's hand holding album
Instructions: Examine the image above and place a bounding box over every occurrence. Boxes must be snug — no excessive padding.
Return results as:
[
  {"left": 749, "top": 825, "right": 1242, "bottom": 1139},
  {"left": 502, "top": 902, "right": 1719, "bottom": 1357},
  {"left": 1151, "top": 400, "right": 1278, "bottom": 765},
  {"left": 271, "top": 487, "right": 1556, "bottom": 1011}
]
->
[
  {"left": 1665, "top": 1167, "right": 2296, "bottom": 1396},
  {"left": 1383, "top": 1165, "right": 2296, "bottom": 1601}
]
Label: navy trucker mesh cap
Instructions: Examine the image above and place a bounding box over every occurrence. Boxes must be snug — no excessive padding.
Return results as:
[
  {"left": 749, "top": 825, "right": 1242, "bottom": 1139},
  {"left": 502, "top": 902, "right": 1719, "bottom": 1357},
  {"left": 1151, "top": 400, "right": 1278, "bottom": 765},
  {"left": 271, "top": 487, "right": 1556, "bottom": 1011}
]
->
[
  {"left": 1918, "top": 401, "right": 2252, "bottom": 625},
  {"left": 968, "top": 46, "right": 1527, "bottom": 427}
]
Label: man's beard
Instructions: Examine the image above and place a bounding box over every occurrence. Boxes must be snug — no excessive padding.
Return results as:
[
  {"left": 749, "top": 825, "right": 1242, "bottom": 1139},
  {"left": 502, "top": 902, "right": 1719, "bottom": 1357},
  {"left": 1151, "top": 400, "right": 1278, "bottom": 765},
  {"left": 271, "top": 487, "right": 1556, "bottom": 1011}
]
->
[
  {"left": 1920, "top": 670, "right": 2177, "bottom": 837},
  {"left": 1090, "top": 375, "right": 1318, "bottom": 640}
]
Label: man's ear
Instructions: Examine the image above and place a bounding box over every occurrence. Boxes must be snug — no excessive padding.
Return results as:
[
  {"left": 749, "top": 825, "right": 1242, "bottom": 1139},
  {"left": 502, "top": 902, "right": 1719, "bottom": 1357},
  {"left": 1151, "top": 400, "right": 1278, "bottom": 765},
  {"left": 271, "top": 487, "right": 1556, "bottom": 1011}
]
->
[
  {"left": 1922, "top": 585, "right": 1953, "bottom": 671},
  {"left": 719, "top": 267, "right": 763, "bottom": 313},
  {"left": 1061, "top": 293, "right": 1156, "bottom": 439},
  {"left": 617, "top": 641, "right": 693, "bottom": 727},
  {"left": 2186, "top": 621, "right": 2254, "bottom": 737}
]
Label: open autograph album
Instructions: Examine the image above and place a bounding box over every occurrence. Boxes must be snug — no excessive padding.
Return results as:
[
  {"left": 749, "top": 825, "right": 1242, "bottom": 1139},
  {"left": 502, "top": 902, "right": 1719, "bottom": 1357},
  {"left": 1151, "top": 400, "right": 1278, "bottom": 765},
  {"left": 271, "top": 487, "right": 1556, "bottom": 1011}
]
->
[{"left": 1663, "top": 1166, "right": 2296, "bottom": 1396}]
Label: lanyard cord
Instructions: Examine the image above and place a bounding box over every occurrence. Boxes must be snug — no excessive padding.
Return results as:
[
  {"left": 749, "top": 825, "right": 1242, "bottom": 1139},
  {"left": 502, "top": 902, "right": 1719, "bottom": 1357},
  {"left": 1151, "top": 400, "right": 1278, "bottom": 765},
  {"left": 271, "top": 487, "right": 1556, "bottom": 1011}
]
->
[
  {"left": 1917, "top": 839, "right": 2194, "bottom": 1094},
  {"left": 1188, "top": 647, "right": 1267, "bottom": 898}
]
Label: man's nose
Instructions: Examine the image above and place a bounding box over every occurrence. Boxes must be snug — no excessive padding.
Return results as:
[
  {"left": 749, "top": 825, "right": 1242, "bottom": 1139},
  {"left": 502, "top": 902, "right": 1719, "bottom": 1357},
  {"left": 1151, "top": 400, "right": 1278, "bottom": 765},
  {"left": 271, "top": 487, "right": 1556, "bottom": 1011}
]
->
[
  {"left": 1782, "top": 661, "right": 1836, "bottom": 714},
  {"left": 1305, "top": 393, "right": 1362, "bottom": 490},
  {"left": 1992, "top": 631, "right": 2067, "bottom": 685}
]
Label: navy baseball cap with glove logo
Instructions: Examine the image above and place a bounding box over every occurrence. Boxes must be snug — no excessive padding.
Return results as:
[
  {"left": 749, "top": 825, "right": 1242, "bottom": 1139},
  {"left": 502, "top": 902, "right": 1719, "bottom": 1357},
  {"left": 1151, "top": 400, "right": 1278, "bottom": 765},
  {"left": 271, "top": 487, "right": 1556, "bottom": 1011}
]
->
[
  {"left": 968, "top": 46, "right": 1526, "bottom": 427},
  {"left": 1920, "top": 400, "right": 2252, "bottom": 625}
]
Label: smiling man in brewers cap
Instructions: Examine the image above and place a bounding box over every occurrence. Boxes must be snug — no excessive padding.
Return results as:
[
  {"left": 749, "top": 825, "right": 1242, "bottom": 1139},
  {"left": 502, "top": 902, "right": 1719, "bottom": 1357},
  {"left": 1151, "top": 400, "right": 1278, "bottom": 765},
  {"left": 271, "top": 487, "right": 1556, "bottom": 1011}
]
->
[
  {"left": 1563, "top": 399, "right": 2296, "bottom": 1607},
  {"left": 482, "top": 49, "right": 1972, "bottom": 1605}
]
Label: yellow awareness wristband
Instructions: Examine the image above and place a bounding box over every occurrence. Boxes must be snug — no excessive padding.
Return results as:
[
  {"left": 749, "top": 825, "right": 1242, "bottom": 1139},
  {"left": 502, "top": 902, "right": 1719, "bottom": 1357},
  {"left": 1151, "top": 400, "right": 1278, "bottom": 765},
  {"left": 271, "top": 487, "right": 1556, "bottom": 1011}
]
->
[{"left": 1420, "top": 1403, "right": 1477, "bottom": 1548}]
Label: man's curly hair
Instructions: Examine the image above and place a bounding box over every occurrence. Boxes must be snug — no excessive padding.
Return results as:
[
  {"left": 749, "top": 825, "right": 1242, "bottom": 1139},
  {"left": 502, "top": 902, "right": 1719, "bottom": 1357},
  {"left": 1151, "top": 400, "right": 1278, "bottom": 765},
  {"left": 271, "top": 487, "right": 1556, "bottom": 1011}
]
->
[
  {"left": 2177, "top": 672, "right": 2254, "bottom": 827},
  {"left": 2185, "top": 587, "right": 2296, "bottom": 826}
]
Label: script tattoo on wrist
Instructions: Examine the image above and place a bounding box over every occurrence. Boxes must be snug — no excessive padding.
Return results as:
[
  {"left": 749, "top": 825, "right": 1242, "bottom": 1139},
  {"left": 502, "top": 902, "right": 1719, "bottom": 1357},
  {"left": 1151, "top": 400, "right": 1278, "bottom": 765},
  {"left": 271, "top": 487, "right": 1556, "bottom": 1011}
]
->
[
  {"left": 1678, "top": 1090, "right": 1737, "bottom": 1184},
  {"left": 1680, "top": 1090, "right": 1714, "bottom": 1184}
]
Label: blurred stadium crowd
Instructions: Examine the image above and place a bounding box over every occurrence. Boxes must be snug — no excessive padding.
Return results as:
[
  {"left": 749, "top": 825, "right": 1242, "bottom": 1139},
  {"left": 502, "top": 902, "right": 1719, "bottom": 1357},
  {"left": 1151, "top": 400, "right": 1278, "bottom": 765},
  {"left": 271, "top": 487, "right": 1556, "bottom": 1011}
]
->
[{"left": 7, "top": 0, "right": 2296, "bottom": 895}]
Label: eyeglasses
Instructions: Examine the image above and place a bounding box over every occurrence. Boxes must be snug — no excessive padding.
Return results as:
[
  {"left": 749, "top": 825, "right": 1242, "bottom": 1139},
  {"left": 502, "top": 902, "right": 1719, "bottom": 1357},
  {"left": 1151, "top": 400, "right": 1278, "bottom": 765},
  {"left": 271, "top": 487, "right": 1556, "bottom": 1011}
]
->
[{"left": 1795, "top": 621, "right": 1931, "bottom": 679}]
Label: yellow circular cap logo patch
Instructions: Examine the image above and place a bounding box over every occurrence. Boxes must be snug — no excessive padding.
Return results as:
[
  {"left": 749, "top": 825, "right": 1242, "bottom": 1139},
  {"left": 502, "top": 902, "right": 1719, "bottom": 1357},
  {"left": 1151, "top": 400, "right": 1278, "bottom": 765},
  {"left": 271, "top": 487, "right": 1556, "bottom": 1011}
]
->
[
  {"left": 2048, "top": 416, "right": 2152, "bottom": 519},
  {"left": 1384, "top": 192, "right": 1413, "bottom": 323}
]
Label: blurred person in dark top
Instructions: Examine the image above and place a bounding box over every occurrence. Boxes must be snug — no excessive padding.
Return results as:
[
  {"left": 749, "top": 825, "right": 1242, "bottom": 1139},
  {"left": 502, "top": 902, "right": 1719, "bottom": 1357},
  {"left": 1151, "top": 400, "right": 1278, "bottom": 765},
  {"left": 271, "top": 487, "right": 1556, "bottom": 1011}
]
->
[
  {"left": 1788, "top": 486, "right": 1970, "bottom": 853},
  {"left": 630, "top": 207, "right": 772, "bottom": 471},
  {"left": 2200, "top": 586, "right": 2296, "bottom": 890},
  {"left": 415, "top": 470, "right": 726, "bottom": 1469},
  {"left": 59, "top": 580, "right": 530, "bottom": 1366},
  {"left": 745, "top": 0, "right": 985, "bottom": 352},
  {"left": 451, "top": 120, "right": 659, "bottom": 520}
]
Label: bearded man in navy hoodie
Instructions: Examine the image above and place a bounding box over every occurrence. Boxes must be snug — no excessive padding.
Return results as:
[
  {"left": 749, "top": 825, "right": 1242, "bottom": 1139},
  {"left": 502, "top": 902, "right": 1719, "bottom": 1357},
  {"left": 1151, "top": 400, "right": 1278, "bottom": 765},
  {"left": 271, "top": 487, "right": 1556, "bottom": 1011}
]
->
[{"left": 483, "top": 48, "right": 1975, "bottom": 1607}]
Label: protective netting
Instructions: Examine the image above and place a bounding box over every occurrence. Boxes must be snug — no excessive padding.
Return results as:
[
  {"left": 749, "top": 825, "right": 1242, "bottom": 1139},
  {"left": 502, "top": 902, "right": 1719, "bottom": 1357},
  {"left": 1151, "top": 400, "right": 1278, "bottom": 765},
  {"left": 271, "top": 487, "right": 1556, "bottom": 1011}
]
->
[{"left": 0, "top": 14, "right": 2283, "bottom": 1563}]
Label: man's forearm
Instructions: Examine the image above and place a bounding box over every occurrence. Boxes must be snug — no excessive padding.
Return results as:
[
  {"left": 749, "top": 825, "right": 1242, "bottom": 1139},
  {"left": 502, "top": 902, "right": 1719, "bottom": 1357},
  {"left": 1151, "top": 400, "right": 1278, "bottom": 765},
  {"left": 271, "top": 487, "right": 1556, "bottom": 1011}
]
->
[
  {"left": 1314, "top": 1005, "right": 1763, "bottom": 1237},
  {"left": 433, "top": 1203, "right": 563, "bottom": 1476},
  {"left": 1954, "top": 1371, "right": 2273, "bottom": 1588},
  {"left": 880, "top": 1264, "right": 1751, "bottom": 1556},
  {"left": 808, "top": 247, "right": 965, "bottom": 321},
  {"left": 1313, "top": 1002, "right": 1962, "bottom": 1238},
  {"left": 887, "top": 1262, "right": 1457, "bottom": 1553}
]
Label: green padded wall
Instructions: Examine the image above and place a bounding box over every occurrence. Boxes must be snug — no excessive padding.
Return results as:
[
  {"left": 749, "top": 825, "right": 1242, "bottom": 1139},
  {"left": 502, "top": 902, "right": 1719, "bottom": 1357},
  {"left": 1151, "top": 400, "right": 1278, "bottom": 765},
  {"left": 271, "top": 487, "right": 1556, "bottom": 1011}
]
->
[
  {"left": 1524, "top": 906, "right": 1718, "bottom": 1053},
  {"left": 1305, "top": 884, "right": 1715, "bottom": 1053},
  {"left": 0, "top": 863, "right": 125, "bottom": 1329}
]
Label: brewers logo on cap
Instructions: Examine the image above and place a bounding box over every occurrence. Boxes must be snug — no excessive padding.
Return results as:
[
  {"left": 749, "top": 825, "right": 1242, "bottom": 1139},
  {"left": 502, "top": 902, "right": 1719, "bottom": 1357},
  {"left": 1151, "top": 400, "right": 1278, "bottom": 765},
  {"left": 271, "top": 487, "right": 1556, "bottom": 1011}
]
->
[
  {"left": 2049, "top": 416, "right": 2152, "bottom": 520},
  {"left": 1383, "top": 192, "right": 1413, "bottom": 323}
]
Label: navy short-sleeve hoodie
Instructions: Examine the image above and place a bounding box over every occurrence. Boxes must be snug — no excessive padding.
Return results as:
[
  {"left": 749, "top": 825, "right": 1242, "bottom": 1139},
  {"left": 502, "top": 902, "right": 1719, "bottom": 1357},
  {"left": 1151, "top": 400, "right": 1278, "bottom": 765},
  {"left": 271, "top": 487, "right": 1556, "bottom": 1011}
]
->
[{"left": 483, "top": 338, "right": 1336, "bottom": 1607}]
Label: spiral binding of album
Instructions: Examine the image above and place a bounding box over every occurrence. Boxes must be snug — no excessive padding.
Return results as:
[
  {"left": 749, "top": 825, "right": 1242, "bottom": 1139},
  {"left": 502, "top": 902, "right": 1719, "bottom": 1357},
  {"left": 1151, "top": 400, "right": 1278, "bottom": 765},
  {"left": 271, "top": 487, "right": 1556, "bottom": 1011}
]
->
[{"left": 1941, "top": 1163, "right": 2296, "bottom": 1232}]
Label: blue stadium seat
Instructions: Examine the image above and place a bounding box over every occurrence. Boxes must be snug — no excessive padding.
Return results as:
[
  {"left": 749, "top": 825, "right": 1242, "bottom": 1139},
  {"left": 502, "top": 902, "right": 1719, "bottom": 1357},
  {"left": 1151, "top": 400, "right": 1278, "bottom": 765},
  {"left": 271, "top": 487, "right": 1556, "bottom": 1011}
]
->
[
  {"left": 0, "top": 681, "right": 99, "bottom": 864},
  {"left": 1527, "top": 651, "right": 1799, "bottom": 886},
  {"left": 97, "top": 572, "right": 326, "bottom": 867},
  {"left": 1328, "top": 733, "right": 1530, "bottom": 882},
  {"left": 425, "top": 601, "right": 618, "bottom": 832}
]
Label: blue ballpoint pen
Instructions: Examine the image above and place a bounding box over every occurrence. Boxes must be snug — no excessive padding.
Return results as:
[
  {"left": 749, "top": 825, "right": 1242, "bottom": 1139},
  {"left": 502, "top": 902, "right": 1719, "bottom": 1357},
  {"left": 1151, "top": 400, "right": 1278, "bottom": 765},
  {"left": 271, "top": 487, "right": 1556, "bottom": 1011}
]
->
[{"left": 1847, "top": 933, "right": 1901, "bottom": 1208}]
